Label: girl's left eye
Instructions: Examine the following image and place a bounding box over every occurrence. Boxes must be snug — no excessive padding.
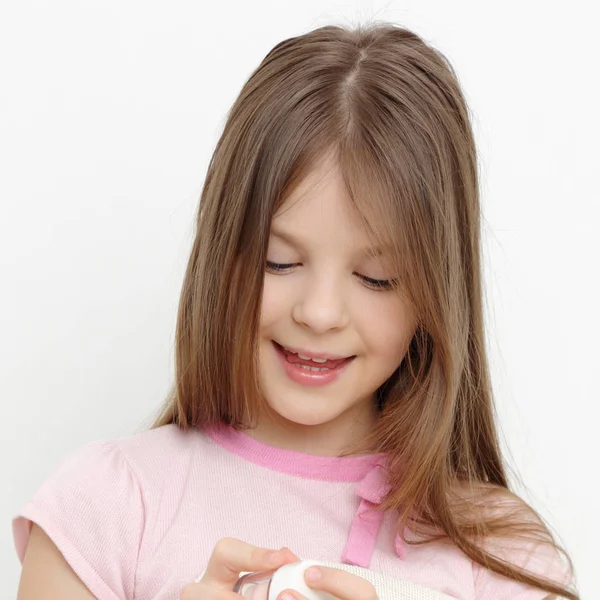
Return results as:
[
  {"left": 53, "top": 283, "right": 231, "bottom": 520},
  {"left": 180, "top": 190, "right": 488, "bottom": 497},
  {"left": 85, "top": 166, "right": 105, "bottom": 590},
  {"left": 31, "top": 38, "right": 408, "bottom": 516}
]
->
[
  {"left": 358, "top": 274, "right": 396, "bottom": 290},
  {"left": 265, "top": 261, "right": 396, "bottom": 291},
  {"left": 266, "top": 261, "right": 297, "bottom": 272}
]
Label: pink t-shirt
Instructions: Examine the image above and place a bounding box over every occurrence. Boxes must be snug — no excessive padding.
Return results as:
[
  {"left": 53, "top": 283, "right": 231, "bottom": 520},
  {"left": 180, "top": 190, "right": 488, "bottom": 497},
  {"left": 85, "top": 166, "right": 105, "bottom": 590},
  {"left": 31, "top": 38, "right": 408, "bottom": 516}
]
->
[{"left": 13, "top": 422, "right": 573, "bottom": 599}]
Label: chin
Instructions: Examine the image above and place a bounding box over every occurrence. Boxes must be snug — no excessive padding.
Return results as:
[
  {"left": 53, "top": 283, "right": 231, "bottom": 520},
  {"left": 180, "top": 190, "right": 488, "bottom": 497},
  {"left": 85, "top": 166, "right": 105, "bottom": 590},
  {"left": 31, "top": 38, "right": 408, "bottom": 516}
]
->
[{"left": 264, "top": 395, "right": 342, "bottom": 428}]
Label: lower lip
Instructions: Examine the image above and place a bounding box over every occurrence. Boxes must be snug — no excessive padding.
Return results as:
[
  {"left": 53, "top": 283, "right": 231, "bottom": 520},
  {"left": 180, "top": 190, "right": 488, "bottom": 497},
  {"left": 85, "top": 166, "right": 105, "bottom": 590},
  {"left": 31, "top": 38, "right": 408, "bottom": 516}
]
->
[{"left": 273, "top": 342, "right": 355, "bottom": 387}]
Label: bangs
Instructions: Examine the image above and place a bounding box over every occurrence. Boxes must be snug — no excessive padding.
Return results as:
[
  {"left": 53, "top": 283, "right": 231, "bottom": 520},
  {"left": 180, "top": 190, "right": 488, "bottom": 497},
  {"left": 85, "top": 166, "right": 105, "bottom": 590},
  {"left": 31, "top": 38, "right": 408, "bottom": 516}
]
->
[{"left": 336, "top": 135, "right": 420, "bottom": 308}]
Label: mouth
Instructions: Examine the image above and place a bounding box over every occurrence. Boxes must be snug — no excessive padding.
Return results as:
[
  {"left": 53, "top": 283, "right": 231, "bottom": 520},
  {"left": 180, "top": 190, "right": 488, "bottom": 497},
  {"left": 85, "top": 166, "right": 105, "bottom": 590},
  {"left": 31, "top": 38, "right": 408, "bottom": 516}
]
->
[
  {"left": 274, "top": 341, "right": 354, "bottom": 365},
  {"left": 272, "top": 341, "right": 355, "bottom": 386}
]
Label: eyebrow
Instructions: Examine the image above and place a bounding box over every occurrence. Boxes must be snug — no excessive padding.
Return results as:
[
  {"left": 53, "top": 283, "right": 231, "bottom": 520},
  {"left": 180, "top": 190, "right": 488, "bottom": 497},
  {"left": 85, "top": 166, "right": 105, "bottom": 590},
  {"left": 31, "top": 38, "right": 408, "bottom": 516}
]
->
[{"left": 270, "top": 227, "right": 383, "bottom": 258}]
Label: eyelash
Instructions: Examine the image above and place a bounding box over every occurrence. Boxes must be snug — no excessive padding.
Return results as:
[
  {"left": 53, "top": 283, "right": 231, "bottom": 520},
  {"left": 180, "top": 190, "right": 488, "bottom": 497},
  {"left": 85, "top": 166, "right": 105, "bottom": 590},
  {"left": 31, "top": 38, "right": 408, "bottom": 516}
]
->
[{"left": 265, "top": 261, "right": 396, "bottom": 291}]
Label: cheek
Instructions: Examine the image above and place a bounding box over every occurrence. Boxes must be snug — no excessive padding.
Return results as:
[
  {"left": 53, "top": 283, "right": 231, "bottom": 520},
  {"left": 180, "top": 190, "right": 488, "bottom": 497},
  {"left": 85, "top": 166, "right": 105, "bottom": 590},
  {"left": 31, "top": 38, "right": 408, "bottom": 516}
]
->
[
  {"left": 362, "top": 296, "right": 416, "bottom": 356},
  {"left": 260, "top": 279, "right": 287, "bottom": 330}
]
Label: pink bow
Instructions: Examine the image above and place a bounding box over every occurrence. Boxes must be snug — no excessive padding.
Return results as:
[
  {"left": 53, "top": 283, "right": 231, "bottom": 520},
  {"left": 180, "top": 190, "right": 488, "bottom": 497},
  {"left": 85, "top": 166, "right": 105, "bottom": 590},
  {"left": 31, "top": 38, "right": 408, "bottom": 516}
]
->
[{"left": 341, "top": 459, "right": 407, "bottom": 568}]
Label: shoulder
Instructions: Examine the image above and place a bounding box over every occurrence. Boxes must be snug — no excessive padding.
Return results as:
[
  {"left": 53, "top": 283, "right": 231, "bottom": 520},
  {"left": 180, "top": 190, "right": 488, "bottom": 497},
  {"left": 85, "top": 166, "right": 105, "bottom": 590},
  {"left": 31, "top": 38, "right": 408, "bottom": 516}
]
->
[
  {"left": 13, "top": 424, "right": 208, "bottom": 599},
  {"left": 63, "top": 424, "right": 212, "bottom": 506},
  {"left": 13, "top": 436, "right": 146, "bottom": 598},
  {"left": 24, "top": 424, "right": 202, "bottom": 498},
  {"left": 451, "top": 482, "right": 575, "bottom": 599},
  {"left": 112, "top": 423, "right": 204, "bottom": 472}
]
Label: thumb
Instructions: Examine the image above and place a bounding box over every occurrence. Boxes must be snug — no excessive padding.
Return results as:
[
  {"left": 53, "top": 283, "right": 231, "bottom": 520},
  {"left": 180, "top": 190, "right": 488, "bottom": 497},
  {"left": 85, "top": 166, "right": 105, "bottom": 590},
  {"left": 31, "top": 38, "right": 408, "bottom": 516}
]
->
[{"left": 200, "top": 538, "right": 299, "bottom": 590}]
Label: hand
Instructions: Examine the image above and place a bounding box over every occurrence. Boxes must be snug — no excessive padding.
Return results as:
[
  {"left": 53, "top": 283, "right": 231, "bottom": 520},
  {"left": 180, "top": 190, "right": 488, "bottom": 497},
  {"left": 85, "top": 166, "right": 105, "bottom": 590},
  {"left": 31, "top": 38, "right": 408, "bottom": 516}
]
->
[
  {"left": 277, "top": 566, "right": 379, "bottom": 600},
  {"left": 179, "top": 537, "right": 300, "bottom": 600}
]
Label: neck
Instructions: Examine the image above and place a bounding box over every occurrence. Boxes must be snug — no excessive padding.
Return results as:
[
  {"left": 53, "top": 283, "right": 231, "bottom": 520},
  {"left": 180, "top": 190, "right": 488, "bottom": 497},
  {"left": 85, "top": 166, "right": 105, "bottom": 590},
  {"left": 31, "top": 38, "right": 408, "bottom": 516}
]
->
[{"left": 244, "top": 399, "right": 380, "bottom": 457}]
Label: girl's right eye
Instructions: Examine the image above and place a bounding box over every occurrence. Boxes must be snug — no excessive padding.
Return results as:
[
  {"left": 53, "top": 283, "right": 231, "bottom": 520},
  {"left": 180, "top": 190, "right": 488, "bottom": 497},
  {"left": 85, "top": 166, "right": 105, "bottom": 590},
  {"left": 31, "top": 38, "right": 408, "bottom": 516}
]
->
[{"left": 266, "top": 260, "right": 297, "bottom": 272}]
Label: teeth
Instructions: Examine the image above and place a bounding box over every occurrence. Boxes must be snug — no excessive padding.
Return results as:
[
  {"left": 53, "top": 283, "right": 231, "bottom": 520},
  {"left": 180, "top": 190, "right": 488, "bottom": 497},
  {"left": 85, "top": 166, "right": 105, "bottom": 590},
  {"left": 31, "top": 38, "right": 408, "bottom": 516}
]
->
[
  {"left": 294, "top": 364, "right": 330, "bottom": 372},
  {"left": 282, "top": 345, "right": 346, "bottom": 364},
  {"left": 295, "top": 352, "right": 330, "bottom": 364}
]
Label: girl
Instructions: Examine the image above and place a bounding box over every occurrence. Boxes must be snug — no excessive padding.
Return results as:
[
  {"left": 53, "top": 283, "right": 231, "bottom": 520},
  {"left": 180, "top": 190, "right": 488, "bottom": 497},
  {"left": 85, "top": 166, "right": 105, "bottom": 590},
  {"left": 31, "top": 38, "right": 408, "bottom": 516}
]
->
[{"left": 13, "top": 22, "right": 578, "bottom": 600}]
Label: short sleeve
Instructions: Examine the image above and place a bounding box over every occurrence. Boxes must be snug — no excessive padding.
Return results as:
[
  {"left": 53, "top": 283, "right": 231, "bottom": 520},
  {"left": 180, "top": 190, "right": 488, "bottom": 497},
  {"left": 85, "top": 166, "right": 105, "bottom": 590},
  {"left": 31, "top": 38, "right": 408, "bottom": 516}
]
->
[
  {"left": 472, "top": 531, "right": 575, "bottom": 599},
  {"left": 13, "top": 440, "right": 145, "bottom": 600}
]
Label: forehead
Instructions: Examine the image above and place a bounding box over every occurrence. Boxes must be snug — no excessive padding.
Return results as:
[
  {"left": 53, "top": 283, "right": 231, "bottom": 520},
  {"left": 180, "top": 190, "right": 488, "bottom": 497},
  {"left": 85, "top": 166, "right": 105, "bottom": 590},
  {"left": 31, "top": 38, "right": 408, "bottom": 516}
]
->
[
  {"left": 274, "top": 158, "right": 363, "bottom": 228},
  {"left": 272, "top": 165, "right": 392, "bottom": 261}
]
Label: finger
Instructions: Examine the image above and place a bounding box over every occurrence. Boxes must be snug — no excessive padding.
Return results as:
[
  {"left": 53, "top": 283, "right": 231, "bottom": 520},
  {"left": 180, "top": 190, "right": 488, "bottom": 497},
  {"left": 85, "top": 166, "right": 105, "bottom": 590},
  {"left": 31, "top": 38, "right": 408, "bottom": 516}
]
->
[
  {"left": 276, "top": 591, "right": 308, "bottom": 600},
  {"left": 304, "top": 567, "right": 378, "bottom": 600},
  {"left": 201, "top": 538, "right": 299, "bottom": 590}
]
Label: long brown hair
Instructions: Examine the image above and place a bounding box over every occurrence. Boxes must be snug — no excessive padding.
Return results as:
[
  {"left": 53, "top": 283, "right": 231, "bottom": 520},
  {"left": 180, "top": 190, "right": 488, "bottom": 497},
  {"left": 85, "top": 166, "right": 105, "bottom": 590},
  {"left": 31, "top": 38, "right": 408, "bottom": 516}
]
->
[{"left": 151, "top": 22, "right": 578, "bottom": 598}]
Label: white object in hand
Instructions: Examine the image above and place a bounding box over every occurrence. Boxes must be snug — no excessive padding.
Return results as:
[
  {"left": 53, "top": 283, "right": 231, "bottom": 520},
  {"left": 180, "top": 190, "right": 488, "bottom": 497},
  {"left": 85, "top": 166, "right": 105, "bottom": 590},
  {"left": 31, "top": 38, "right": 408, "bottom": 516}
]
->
[{"left": 268, "top": 560, "right": 338, "bottom": 600}]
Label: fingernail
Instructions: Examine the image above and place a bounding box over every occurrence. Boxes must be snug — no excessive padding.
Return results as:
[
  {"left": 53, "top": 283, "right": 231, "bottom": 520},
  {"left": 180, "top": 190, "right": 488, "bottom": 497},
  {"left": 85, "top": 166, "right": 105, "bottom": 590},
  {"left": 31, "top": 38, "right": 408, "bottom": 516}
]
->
[
  {"left": 266, "top": 550, "right": 281, "bottom": 564},
  {"left": 280, "top": 593, "right": 295, "bottom": 600},
  {"left": 305, "top": 567, "right": 321, "bottom": 582}
]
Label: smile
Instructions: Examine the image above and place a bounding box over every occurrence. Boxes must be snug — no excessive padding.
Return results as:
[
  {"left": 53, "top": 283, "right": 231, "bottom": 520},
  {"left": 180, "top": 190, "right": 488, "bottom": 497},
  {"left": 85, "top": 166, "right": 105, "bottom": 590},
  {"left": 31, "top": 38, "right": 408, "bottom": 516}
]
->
[{"left": 272, "top": 341, "right": 355, "bottom": 387}]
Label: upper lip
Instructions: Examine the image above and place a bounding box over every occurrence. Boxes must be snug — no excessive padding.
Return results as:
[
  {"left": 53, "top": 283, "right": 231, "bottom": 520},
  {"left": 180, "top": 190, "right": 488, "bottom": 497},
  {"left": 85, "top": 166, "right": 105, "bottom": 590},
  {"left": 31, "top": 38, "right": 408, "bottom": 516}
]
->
[{"left": 275, "top": 341, "right": 354, "bottom": 361}]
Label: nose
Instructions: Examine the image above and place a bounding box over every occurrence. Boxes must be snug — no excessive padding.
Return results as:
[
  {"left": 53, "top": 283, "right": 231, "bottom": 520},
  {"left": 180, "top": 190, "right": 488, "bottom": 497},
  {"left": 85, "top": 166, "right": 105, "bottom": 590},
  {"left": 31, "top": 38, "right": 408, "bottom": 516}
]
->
[{"left": 291, "top": 272, "right": 350, "bottom": 333}]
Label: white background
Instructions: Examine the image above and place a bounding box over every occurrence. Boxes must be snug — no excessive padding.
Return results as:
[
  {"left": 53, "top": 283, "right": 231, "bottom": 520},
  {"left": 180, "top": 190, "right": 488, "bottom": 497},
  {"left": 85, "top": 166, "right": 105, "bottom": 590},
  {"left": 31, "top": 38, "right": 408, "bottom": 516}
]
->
[{"left": 1, "top": 1, "right": 597, "bottom": 598}]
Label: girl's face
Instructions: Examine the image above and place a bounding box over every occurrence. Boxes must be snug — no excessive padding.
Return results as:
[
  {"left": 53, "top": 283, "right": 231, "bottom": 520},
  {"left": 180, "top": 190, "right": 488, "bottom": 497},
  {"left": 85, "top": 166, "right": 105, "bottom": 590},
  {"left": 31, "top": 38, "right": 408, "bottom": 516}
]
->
[{"left": 257, "top": 156, "right": 417, "bottom": 452}]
